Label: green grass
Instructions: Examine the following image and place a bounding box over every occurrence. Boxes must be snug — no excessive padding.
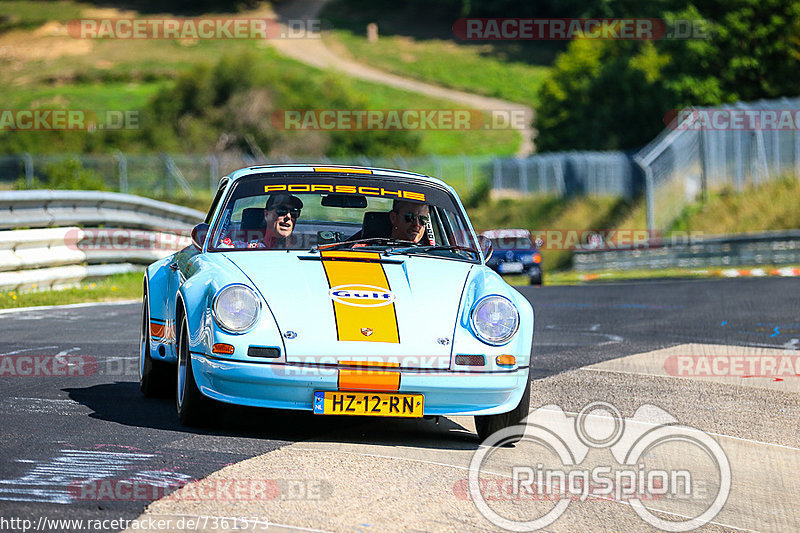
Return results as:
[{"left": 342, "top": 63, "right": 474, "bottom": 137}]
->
[
  {"left": 1, "top": 22, "right": 520, "bottom": 156},
  {"left": 327, "top": 31, "right": 550, "bottom": 107},
  {"left": 0, "top": 1, "right": 89, "bottom": 31},
  {"left": 4, "top": 82, "right": 167, "bottom": 113},
  {"left": 467, "top": 195, "right": 633, "bottom": 272},
  {"left": 0, "top": 271, "right": 142, "bottom": 309},
  {"left": 546, "top": 265, "right": 800, "bottom": 285},
  {"left": 668, "top": 176, "right": 800, "bottom": 235}
]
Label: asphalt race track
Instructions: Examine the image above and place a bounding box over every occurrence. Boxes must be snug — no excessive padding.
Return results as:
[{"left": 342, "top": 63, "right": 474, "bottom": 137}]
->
[{"left": 0, "top": 277, "right": 797, "bottom": 532}]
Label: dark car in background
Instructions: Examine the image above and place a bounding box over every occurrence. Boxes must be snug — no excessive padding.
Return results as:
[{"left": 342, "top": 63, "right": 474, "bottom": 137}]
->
[{"left": 481, "top": 229, "right": 543, "bottom": 285}]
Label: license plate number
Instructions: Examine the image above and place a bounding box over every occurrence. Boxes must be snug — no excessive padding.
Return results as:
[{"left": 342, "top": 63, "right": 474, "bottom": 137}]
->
[
  {"left": 499, "top": 261, "right": 524, "bottom": 273},
  {"left": 313, "top": 391, "right": 424, "bottom": 417}
]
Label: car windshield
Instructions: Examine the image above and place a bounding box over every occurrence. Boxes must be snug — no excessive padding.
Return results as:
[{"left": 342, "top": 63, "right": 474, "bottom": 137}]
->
[
  {"left": 491, "top": 237, "right": 534, "bottom": 250},
  {"left": 208, "top": 172, "right": 480, "bottom": 262}
]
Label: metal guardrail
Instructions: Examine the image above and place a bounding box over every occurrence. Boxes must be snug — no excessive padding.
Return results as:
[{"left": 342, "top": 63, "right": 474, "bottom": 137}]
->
[
  {"left": 573, "top": 230, "right": 800, "bottom": 272},
  {"left": 0, "top": 190, "right": 205, "bottom": 230},
  {"left": 0, "top": 191, "right": 202, "bottom": 291}
]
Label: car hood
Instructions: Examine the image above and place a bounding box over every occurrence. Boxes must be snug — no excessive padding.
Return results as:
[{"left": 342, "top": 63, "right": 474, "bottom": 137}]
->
[{"left": 222, "top": 251, "right": 474, "bottom": 367}]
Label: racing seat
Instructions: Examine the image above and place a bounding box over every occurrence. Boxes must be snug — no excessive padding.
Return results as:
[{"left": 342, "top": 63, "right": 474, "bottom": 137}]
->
[
  {"left": 361, "top": 211, "right": 392, "bottom": 238},
  {"left": 240, "top": 207, "right": 266, "bottom": 231}
]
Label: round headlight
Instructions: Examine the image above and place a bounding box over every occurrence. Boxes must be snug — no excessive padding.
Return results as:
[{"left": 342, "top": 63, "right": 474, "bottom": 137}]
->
[
  {"left": 213, "top": 285, "right": 261, "bottom": 333},
  {"left": 470, "top": 295, "right": 519, "bottom": 345}
]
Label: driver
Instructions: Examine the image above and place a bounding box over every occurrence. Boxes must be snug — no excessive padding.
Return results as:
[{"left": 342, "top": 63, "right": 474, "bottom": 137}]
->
[
  {"left": 218, "top": 193, "right": 303, "bottom": 249},
  {"left": 262, "top": 194, "right": 303, "bottom": 248},
  {"left": 389, "top": 200, "right": 429, "bottom": 244}
]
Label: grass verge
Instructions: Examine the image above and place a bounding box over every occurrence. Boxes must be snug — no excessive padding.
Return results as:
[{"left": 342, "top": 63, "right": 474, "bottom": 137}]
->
[
  {"left": 326, "top": 31, "right": 549, "bottom": 107},
  {"left": 545, "top": 265, "right": 800, "bottom": 285},
  {"left": 0, "top": 271, "right": 142, "bottom": 309}
]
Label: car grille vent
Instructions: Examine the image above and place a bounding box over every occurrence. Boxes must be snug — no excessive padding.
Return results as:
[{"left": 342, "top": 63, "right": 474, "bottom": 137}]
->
[
  {"left": 247, "top": 346, "right": 281, "bottom": 358},
  {"left": 455, "top": 354, "right": 485, "bottom": 366}
]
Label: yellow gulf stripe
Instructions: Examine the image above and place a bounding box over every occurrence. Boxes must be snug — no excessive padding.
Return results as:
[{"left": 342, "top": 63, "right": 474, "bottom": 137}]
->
[{"left": 321, "top": 251, "right": 400, "bottom": 343}]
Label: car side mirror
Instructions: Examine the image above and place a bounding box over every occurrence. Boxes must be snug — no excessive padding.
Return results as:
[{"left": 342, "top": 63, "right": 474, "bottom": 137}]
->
[
  {"left": 477, "top": 235, "right": 493, "bottom": 261},
  {"left": 191, "top": 223, "right": 210, "bottom": 250}
]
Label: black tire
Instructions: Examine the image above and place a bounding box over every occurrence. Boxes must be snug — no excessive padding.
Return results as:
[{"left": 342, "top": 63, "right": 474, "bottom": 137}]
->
[
  {"left": 139, "top": 292, "right": 173, "bottom": 397},
  {"left": 529, "top": 273, "right": 543, "bottom": 286},
  {"left": 176, "top": 318, "right": 208, "bottom": 426},
  {"left": 475, "top": 370, "right": 531, "bottom": 445}
]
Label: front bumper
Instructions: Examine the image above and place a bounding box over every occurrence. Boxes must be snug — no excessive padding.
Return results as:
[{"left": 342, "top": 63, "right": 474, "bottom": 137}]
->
[{"left": 191, "top": 355, "right": 530, "bottom": 416}]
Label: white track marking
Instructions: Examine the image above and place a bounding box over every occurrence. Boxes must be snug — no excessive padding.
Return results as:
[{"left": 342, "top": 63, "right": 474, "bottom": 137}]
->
[{"left": 0, "top": 300, "right": 138, "bottom": 315}]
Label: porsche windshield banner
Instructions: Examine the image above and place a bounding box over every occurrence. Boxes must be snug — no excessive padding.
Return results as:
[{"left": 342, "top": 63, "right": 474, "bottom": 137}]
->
[{"left": 264, "top": 183, "right": 426, "bottom": 202}]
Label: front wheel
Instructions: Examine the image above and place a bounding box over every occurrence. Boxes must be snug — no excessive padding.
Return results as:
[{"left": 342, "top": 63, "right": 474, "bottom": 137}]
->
[
  {"left": 475, "top": 370, "right": 531, "bottom": 445},
  {"left": 176, "top": 318, "right": 208, "bottom": 426}
]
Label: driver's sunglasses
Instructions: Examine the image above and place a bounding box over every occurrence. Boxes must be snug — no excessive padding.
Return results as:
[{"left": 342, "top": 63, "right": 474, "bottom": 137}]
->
[
  {"left": 401, "top": 212, "right": 429, "bottom": 225},
  {"left": 274, "top": 207, "right": 301, "bottom": 218}
]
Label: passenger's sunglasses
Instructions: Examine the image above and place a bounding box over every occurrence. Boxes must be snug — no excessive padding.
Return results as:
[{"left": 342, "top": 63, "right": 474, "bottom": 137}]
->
[
  {"left": 400, "top": 212, "right": 429, "bottom": 225},
  {"left": 274, "top": 207, "right": 301, "bottom": 218}
]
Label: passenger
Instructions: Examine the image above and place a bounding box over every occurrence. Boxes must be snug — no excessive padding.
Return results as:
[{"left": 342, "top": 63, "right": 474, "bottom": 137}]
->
[{"left": 389, "top": 200, "right": 430, "bottom": 244}]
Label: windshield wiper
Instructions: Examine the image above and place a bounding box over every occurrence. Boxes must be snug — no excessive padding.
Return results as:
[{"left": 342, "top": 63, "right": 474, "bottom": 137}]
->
[
  {"left": 310, "top": 238, "right": 417, "bottom": 253},
  {"left": 384, "top": 244, "right": 480, "bottom": 257}
]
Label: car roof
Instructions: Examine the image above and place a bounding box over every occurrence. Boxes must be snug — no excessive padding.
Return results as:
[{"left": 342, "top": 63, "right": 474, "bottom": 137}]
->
[
  {"left": 227, "top": 164, "right": 450, "bottom": 189},
  {"left": 481, "top": 229, "right": 532, "bottom": 239}
]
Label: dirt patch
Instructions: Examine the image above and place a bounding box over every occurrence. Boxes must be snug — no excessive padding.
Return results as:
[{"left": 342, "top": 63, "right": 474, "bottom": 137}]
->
[{"left": 0, "top": 24, "right": 91, "bottom": 62}]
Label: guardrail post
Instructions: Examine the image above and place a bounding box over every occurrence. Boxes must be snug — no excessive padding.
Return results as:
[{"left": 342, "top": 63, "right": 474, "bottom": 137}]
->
[
  {"left": 115, "top": 151, "right": 128, "bottom": 193},
  {"left": 23, "top": 153, "right": 34, "bottom": 188},
  {"left": 493, "top": 158, "right": 501, "bottom": 190}
]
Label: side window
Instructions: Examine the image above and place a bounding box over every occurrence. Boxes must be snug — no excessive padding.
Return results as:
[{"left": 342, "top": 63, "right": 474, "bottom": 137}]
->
[{"left": 204, "top": 178, "right": 229, "bottom": 224}]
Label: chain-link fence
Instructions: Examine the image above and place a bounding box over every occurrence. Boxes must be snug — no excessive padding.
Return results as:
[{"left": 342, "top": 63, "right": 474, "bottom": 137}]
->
[
  {"left": 4, "top": 95, "right": 796, "bottom": 221},
  {"left": 635, "top": 97, "right": 800, "bottom": 232},
  {"left": 491, "top": 152, "right": 639, "bottom": 197},
  {"left": 0, "top": 152, "right": 639, "bottom": 200}
]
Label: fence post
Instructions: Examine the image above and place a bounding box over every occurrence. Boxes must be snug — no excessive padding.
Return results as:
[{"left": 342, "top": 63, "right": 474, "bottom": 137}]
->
[
  {"left": 698, "top": 129, "right": 709, "bottom": 201},
  {"left": 207, "top": 154, "right": 219, "bottom": 194},
  {"left": 795, "top": 128, "right": 800, "bottom": 181},
  {"left": 553, "top": 157, "right": 565, "bottom": 197},
  {"left": 734, "top": 131, "right": 744, "bottom": 191},
  {"left": 23, "top": 153, "right": 34, "bottom": 188},
  {"left": 161, "top": 153, "right": 172, "bottom": 198},
  {"left": 634, "top": 157, "right": 656, "bottom": 234},
  {"left": 517, "top": 158, "right": 528, "bottom": 193},
  {"left": 432, "top": 156, "right": 442, "bottom": 178},
  {"left": 115, "top": 151, "right": 128, "bottom": 193}
]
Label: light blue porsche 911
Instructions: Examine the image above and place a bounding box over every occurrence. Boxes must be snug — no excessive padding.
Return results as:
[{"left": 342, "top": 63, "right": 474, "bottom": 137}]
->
[{"left": 140, "top": 165, "right": 534, "bottom": 441}]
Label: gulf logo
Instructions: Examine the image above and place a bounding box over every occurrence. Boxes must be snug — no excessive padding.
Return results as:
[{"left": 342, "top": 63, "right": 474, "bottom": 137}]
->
[{"left": 328, "top": 284, "right": 396, "bottom": 308}]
